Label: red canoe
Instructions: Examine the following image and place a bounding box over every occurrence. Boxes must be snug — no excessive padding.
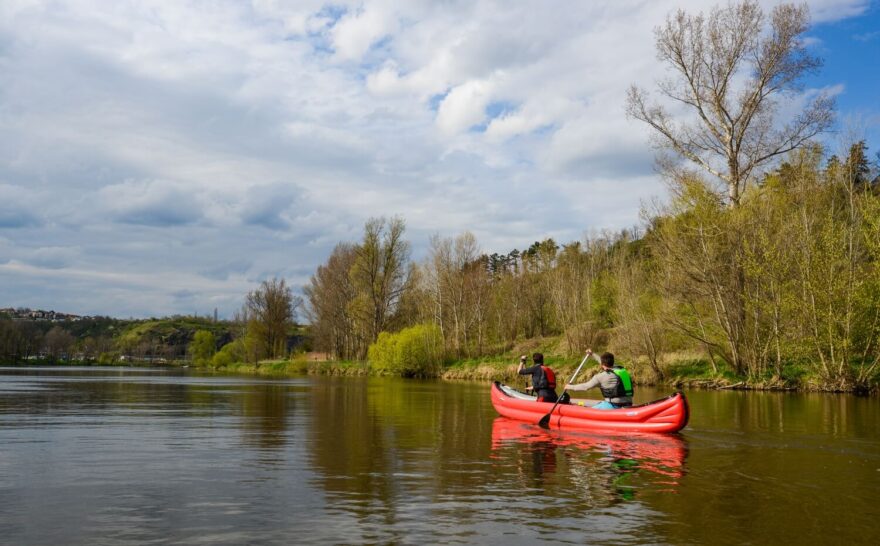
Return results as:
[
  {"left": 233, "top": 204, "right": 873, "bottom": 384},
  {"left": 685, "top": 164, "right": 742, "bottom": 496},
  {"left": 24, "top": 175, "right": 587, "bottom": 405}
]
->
[{"left": 491, "top": 381, "right": 689, "bottom": 433}]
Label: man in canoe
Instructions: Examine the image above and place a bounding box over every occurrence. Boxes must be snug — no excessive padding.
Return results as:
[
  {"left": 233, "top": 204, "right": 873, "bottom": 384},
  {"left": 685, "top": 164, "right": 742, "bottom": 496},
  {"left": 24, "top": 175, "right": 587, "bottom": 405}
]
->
[
  {"left": 565, "top": 350, "right": 633, "bottom": 409},
  {"left": 517, "top": 353, "right": 558, "bottom": 403}
]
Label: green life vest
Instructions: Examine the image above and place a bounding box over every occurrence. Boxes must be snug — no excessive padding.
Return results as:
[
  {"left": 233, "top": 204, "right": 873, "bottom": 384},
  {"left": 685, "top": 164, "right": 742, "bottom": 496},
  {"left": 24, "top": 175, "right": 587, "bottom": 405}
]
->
[{"left": 600, "top": 367, "right": 634, "bottom": 399}]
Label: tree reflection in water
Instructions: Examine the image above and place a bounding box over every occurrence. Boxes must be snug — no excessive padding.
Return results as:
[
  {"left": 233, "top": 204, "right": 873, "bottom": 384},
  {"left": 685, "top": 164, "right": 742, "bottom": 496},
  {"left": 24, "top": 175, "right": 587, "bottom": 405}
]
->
[{"left": 490, "top": 417, "right": 688, "bottom": 506}]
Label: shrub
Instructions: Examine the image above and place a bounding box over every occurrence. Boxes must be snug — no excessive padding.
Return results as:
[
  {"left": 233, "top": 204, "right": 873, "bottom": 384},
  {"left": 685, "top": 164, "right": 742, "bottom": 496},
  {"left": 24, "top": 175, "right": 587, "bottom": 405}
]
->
[
  {"left": 367, "top": 323, "right": 444, "bottom": 377},
  {"left": 97, "top": 351, "right": 119, "bottom": 365},
  {"left": 211, "top": 339, "right": 245, "bottom": 369}
]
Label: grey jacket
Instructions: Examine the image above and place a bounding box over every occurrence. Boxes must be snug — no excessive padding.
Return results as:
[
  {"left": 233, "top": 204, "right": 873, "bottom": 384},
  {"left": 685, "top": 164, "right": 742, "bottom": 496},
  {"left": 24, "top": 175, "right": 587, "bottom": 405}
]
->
[{"left": 568, "top": 356, "right": 633, "bottom": 405}]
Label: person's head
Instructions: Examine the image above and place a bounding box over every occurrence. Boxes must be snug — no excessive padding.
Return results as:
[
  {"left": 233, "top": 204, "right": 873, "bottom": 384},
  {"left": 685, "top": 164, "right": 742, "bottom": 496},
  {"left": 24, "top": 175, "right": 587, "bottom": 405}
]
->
[
  {"left": 532, "top": 352, "right": 544, "bottom": 364},
  {"left": 600, "top": 352, "right": 615, "bottom": 368}
]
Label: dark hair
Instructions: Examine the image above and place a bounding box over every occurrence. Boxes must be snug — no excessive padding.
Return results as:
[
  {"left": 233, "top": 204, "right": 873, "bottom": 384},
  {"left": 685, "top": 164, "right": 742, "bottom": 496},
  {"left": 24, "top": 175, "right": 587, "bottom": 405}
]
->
[
  {"left": 532, "top": 352, "right": 544, "bottom": 364},
  {"left": 600, "top": 352, "right": 615, "bottom": 367}
]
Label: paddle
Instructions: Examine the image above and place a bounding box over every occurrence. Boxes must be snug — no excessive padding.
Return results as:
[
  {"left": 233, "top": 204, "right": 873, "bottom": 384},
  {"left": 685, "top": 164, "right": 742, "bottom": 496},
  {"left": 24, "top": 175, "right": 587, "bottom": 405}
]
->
[{"left": 538, "top": 352, "right": 591, "bottom": 429}]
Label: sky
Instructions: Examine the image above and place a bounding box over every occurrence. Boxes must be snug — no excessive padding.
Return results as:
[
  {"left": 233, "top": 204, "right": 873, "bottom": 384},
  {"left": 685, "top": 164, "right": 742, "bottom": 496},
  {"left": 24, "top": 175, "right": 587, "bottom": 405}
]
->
[{"left": 0, "top": 0, "right": 878, "bottom": 319}]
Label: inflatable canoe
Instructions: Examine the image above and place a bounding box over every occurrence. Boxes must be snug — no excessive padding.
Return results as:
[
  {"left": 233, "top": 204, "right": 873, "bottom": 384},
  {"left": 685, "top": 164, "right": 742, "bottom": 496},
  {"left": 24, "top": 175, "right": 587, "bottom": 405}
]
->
[{"left": 491, "top": 381, "right": 689, "bottom": 433}]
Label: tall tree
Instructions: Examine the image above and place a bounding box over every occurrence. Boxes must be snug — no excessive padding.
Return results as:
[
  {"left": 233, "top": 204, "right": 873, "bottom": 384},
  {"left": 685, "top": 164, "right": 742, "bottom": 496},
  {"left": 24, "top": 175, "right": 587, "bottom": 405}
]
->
[
  {"left": 189, "top": 330, "right": 217, "bottom": 366},
  {"left": 422, "top": 232, "right": 487, "bottom": 356},
  {"left": 627, "top": 1, "right": 833, "bottom": 207},
  {"left": 44, "top": 326, "right": 75, "bottom": 362},
  {"left": 304, "top": 243, "right": 362, "bottom": 359},
  {"left": 245, "top": 278, "right": 301, "bottom": 361},
  {"left": 349, "top": 217, "right": 411, "bottom": 355}
]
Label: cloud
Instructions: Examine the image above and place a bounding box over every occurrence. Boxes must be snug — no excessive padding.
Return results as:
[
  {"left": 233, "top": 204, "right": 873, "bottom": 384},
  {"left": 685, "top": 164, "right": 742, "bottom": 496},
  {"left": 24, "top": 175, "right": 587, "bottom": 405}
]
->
[
  {"left": 0, "top": 208, "right": 41, "bottom": 229},
  {"left": 808, "top": 0, "right": 871, "bottom": 22},
  {"left": 0, "top": 0, "right": 873, "bottom": 317},
  {"left": 330, "top": 3, "right": 397, "bottom": 62},
  {"left": 26, "top": 246, "right": 81, "bottom": 269},
  {"left": 853, "top": 30, "right": 879, "bottom": 42},
  {"left": 238, "top": 182, "right": 299, "bottom": 230},
  {"left": 0, "top": 185, "right": 43, "bottom": 228},
  {"left": 436, "top": 80, "right": 495, "bottom": 135},
  {"left": 200, "top": 259, "right": 253, "bottom": 281},
  {"left": 97, "top": 179, "right": 202, "bottom": 226}
]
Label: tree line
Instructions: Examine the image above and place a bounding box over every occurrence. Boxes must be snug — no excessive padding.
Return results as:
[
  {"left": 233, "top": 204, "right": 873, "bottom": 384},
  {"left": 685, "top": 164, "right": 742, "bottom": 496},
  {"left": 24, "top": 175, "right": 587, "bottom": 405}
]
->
[
  {"left": 305, "top": 141, "right": 878, "bottom": 388},
  {"left": 0, "top": 280, "right": 305, "bottom": 367}
]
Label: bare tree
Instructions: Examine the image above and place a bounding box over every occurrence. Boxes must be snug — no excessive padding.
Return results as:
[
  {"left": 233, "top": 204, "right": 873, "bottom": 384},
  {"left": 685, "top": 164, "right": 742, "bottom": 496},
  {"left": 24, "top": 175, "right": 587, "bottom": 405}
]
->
[
  {"left": 627, "top": 1, "right": 833, "bottom": 206},
  {"left": 304, "top": 243, "right": 362, "bottom": 359},
  {"left": 246, "top": 277, "right": 301, "bottom": 360},
  {"left": 44, "top": 326, "right": 75, "bottom": 362},
  {"left": 422, "top": 232, "right": 486, "bottom": 356}
]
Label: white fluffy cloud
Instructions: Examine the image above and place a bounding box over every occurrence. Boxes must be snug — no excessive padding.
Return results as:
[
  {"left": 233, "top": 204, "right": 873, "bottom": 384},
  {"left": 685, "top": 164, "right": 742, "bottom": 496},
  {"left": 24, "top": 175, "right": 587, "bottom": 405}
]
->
[{"left": 0, "top": 0, "right": 871, "bottom": 317}]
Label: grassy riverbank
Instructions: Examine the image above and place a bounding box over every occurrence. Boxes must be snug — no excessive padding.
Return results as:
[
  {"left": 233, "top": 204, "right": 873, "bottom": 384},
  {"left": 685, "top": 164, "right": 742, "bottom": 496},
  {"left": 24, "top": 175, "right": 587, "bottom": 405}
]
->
[
  {"left": 200, "top": 350, "right": 877, "bottom": 393},
  {"left": 209, "top": 356, "right": 370, "bottom": 377}
]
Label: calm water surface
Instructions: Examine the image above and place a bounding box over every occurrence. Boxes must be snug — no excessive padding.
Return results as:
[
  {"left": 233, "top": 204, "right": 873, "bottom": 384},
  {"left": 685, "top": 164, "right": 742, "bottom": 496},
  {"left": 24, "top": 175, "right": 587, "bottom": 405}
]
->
[{"left": 0, "top": 367, "right": 877, "bottom": 545}]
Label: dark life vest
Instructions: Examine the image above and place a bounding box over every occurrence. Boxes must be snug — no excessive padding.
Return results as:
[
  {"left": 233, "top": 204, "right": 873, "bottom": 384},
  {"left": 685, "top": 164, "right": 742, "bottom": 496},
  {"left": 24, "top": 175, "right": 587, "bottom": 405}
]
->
[
  {"left": 599, "top": 367, "right": 634, "bottom": 399},
  {"left": 535, "top": 365, "right": 557, "bottom": 390}
]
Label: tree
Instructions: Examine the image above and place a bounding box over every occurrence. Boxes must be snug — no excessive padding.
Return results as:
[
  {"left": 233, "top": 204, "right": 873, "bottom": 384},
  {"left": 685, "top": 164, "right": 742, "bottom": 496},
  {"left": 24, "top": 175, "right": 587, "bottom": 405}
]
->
[
  {"left": 650, "top": 175, "right": 751, "bottom": 374},
  {"left": 423, "top": 232, "right": 486, "bottom": 356},
  {"left": 304, "top": 243, "right": 362, "bottom": 359},
  {"left": 611, "top": 252, "right": 669, "bottom": 380},
  {"left": 348, "top": 217, "right": 412, "bottom": 356},
  {"left": 245, "top": 278, "right": 301, "bottom": 361},
  {"left": 548, "top": 237, "right": 615, "bottom": 353},
  {"left": 627, "top": 1, "right": 833, "bottom": 207},
  {"left": 44, "top": 326, "right": 75, "bottom": 362},
  {"left": 189, "top": 330, "right": 216, "bottom": 366}
]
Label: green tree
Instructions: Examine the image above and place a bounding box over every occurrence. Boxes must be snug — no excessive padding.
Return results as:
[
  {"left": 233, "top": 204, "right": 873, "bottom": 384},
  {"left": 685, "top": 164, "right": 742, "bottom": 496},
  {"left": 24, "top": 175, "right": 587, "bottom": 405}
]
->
[
  {"left": 349, "top": 217, "right": 412, "bottom": 357},
  {"left": 189, "top": 330, "right": 216, "bottom": 366},
  {"left": 212, "top": 339, "right": 246, "bottom": 368}
]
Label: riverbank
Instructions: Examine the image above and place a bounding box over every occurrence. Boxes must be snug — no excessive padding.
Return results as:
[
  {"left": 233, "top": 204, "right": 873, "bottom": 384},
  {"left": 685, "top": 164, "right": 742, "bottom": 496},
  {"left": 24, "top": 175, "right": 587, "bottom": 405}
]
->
[
  {"left": 7, "top": 352, "right": 870, "bottom": 393},
  {"left": 200, "top": 353, "right": 878, "bottom": 394}
]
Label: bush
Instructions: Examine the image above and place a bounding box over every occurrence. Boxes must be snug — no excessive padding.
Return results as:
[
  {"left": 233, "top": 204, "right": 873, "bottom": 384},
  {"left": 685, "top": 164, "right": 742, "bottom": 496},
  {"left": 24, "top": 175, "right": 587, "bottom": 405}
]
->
[
  {"left": 367, "top": 323, "right": 444, "bottom": 377},
  {"left": 97, "top": 351, "right": 120, "bottom": 365},
  {"left": 211, "top": 339, "right": 245, "bottom": 369}
]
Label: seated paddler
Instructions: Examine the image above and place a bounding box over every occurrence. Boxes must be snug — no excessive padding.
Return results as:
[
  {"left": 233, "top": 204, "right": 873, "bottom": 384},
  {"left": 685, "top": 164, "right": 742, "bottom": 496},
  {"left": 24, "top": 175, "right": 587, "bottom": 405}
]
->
[
  {"left": 517, "top": 352, "right": 558, "bottom": 403},
  {"left": 565, "top": 350, "right": 633, "bottom": 409}
]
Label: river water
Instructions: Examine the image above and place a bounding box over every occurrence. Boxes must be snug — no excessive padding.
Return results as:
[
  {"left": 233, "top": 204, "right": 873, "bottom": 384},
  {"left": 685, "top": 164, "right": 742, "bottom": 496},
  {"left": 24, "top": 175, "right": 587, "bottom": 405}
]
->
[{"left": 0, "top": 367, "right": 877, "bottom": 545}]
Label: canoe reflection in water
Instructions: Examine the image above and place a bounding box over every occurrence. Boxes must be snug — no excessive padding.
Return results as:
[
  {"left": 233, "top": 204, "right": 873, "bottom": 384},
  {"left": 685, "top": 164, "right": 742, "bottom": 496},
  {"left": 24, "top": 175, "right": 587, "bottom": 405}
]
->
[{"left": 490, "top": 417, "right": 688, "bottom": 504}]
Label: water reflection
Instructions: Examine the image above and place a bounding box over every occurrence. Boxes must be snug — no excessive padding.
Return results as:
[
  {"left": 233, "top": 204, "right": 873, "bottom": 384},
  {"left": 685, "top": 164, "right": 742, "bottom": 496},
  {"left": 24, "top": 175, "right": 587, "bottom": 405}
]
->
[
  {"left": 491, "top": 417, "right": 688, "bottom": 505},
  {"left": 1, "top": 369, "right": 877, "bottom": 545},
  {"left": 238, "top": 385, "right": 293, "bottom": 450}
]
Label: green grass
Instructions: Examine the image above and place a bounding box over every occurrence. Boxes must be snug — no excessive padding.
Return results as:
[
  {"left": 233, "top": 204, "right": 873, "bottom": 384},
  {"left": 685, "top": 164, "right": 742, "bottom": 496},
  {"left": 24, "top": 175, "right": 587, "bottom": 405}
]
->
[
  {"left": 207, "top": 356, "right": 370, "bottom": 377},
  {"left": 187, "top": 348, "right": 878, "bottom": 393},
  {"left": 665, "top": 358, "right": 716, "bottom": 379}
]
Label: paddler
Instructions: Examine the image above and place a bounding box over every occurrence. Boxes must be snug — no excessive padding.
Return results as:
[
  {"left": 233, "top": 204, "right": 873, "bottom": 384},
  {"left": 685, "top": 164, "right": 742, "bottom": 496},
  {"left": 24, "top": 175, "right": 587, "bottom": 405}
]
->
[
  {"left": 517, "top": 352, "right": 558, "bottom": 403},
  {"left": 565, "top": 350, "right": 633, "bottom": 409}
]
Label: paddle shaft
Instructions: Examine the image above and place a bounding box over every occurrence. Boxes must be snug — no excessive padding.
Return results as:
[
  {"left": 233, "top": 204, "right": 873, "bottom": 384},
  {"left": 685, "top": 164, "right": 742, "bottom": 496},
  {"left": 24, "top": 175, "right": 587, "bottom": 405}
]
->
[{"left": 538, "top": 353, "right": 591, "bottom": 429}]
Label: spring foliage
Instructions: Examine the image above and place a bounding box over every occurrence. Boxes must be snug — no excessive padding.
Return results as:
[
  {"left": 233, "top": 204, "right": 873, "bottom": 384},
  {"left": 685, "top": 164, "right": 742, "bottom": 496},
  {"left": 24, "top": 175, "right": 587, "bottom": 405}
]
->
[
  {"left": 367, "top": 323, "right": 444, "bottom": 377},
  {"left": 189, "top": 330, "right": 216, "bottom": 366}
]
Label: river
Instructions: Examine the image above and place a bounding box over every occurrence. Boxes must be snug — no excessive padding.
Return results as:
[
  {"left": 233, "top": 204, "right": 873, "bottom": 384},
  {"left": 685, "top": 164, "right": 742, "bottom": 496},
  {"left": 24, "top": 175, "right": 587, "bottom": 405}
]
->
[{"left": 0, "top": 367, "right": 877, "bottom": 544}]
